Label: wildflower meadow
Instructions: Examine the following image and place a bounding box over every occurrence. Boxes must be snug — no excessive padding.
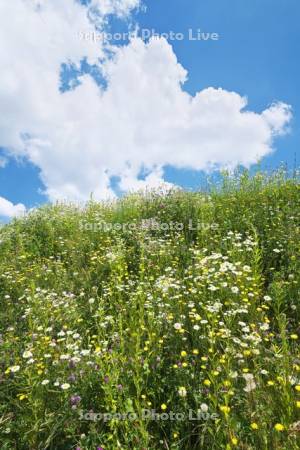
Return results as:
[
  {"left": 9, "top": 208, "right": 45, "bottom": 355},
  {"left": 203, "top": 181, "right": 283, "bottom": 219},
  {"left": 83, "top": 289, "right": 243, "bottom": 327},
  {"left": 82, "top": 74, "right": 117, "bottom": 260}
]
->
[{"left": 0, "top": 170, "right": 299, "bottom": 450}]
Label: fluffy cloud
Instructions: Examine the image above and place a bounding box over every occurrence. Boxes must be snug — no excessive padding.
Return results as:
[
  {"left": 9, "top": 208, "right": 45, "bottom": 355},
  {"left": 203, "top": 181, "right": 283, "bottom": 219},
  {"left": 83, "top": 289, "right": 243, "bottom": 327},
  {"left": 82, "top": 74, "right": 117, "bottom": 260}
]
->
[
  {"left": 90, "top": 0, "right": 141, "bottom": 16},
  {"left": 0, "top": 0, "right": 292, "bottom": 202},
  {"left": 0, "top": 196, "right": 26, "bottom": 218}
]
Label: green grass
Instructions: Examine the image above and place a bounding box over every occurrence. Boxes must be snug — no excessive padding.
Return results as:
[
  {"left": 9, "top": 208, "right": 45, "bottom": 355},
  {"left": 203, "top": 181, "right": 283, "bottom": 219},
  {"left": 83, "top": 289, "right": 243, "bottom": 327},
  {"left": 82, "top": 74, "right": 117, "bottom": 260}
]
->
[{"left": 0, "top": 169, "right": 300, "bottom": 450}]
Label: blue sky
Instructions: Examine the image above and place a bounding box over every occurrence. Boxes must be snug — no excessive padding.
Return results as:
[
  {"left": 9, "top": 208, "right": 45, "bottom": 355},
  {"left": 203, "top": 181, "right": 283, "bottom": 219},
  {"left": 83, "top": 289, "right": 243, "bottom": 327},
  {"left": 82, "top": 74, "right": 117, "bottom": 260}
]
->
[{"left": 0, "top": 0, "right": 299, "bottom": 218}]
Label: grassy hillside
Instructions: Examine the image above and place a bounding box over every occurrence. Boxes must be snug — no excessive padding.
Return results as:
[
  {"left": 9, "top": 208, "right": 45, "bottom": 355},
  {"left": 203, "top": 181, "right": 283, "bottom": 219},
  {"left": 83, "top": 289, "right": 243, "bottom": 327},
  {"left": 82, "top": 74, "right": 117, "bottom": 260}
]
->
[{"left": 0, "top": 170, "right": 300, "bottom": 450}]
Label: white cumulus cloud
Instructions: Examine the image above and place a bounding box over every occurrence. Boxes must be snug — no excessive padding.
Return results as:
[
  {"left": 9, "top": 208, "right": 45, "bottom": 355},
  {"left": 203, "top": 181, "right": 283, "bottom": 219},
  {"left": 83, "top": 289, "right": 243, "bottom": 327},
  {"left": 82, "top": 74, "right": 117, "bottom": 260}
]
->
[
  {"left": 0, "top": 0, "right": 292, "bottom": 202},
  {"left": 0, "top": 196, "right": 26, "bottom": 218},
  {"left": 90, "top": 0, "right": 141, "bottom": 16}
]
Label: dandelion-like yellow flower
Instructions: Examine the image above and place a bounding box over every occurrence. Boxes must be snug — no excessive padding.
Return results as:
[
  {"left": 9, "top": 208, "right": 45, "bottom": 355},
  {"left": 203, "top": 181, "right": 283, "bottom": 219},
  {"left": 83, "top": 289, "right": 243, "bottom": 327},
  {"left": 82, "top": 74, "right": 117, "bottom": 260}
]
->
[
  {"left": 295, "top": 385, "right": 300, "bottom": 392},
  {"left": 231, "top": 437, "right": 238, "bottom": 445},
  {"left": 290, "top": 334, "right": 298, "bottom": 340},
  {"left": 250, "top": 422, "right": 259, "bottom": 430},
  {"left": 274, "top": 423, "right": 284, "bottom": 431},
  {"left": 161, "top": 403, "right": 167, "bottom": 411},
  {"left": 181, "top": 351, "right": 187, "bottom": 357},
  {"left": 203, "top": 379, "right": 211, "bottom": 386},
  {"left": 220, "top": 405, "right": 231, "bottom": 414}
]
